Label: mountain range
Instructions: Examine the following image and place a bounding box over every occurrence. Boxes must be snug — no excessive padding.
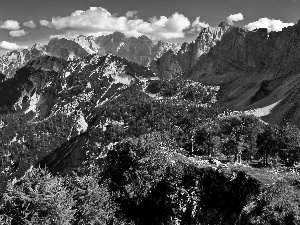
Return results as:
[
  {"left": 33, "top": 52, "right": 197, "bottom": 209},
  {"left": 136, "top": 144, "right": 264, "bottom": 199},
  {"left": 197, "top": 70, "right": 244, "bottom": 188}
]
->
[
  {"left": 186, "top": 19, "right": 300, "bottom": 126},
  {"left": 2, "top": 19, "right": 300, "bottom": 128},
  {"left": 0, "top": 32, "right": 182, "bottom": 78},
  {"left": 2, "top": 19, "right": 300, "bottom": 176},
  {"left": 1, "top": 19, "right": 300, "bottom": 224}
]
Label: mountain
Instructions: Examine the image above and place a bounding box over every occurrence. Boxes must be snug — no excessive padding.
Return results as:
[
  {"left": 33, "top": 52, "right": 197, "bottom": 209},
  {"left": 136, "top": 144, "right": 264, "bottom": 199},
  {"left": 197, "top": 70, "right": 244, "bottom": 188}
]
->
[
  {"left": 0, "top": 51, "right": 218, "bottom": 177},
  {"left": 45, "top": 38, "right": 89, "bottom": 60},
  {"left": 2, "top": 21, "right": 300, "bottom": 225},
  {"left": 93, "top": 32, "right": 182, "bottom": 66},
  {"left": 0, "top": 49, "right": 34, "bottom": 78},
  {"left": 176, "top": 22, "right": 232, "bottom": 72},
  {"left": 187, "top": 20, "right": 300, "bottom": 126},
  {"left": 150, "top": 49, "right": 182, "bottom": 79},
  {"left": 0, "top": 53, "right": 153, "bottom": 177},
  {"left": 147, "top": 22, "right": 232, "bottom": 80},
  {"left": 74, "top": 35, "right": 100, "bottom": 54},
  {"left": 0, "top": 39, "right": 89, "bottom": 78},
  {"left": 0, "top": 32, "right": 181, "bottom": 78}
]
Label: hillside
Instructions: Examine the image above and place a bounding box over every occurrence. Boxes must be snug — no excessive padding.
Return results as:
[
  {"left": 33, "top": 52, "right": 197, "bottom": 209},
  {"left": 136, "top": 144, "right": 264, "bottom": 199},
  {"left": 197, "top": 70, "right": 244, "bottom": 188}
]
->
[
  {"left": 1, "top": 19, "right": 300, "bottom": 225},
  {"left": 180, "top": 20, "right": 300, "bottom": 126}
]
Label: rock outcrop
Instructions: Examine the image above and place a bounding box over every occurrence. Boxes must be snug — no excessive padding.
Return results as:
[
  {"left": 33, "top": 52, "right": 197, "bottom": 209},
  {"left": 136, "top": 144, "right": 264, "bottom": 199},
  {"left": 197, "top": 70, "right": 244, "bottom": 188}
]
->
[
  {"left": 0, "top": 49, "right": 34, "bottom": 78},
  {"left": 176, "top": 22, "right": 232, "bottom": 72},
  {"left": 45, "top": 38, "right": 89, "bottom": 60},
  {"left": 0, "top": 39, "right": 89, "bottom": 78},
  {"left": 150, "top": 49, "right": 182, "bottom": 79},
  {"left": 94, "top": 32, "right": 182, "bottom": 66},
  {"left": 74, "top": 35, "right": 100, "bottom": 54}
]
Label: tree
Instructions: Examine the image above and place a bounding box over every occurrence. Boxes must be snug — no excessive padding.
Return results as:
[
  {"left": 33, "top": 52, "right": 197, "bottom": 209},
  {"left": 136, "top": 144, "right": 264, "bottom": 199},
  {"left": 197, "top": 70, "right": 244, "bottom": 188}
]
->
[
  {"left": 278, "top": 123, "right": 300, "bottom": 167},
  {"left": 0, "top": 167, "right": 75, "bottom": 224},
  {"left": 194, "top": 119, "right": 220, "bottom": 156},
  {"left": 219, "top": 114, "right": 262, "bottom": 163},
  {"left": 256, "top": 124, "right": 280, "bottom": 166}
]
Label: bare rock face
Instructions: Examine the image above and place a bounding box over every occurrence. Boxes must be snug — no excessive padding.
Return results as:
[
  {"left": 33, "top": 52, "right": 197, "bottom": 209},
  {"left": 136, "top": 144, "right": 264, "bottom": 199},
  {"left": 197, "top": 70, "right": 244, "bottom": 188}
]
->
[
  {"left": 150, "top": 49, "right": 182, "bottom": 79},
  {"left": 45, "top": 38, "right": 89, "bottom": 60},
  {"left": 74, "top": 35, "right": 100, "bottom": 54},
  {"left": 191, "top": 22, "right": 232, "bottom": 66},
  {"left": 0, "top": 39, "right": 89, "bottom": 78},
  {"left": 149, "top": 22, "right": 232, "bottom": 76},
  {"left": 0, "top": 44, "right": 47, "bottom": 78},
  {"left": 188, "top": 20, "right": 300, "bottom": 126},
  {"left": 176, "top": 42, "right": 194, "bottom": 72},
  {"left": 176, "top": 22, "right": 232, "bottom": 73},
  {"left": 95, "top": 31, "right": 127, "bottom": 55},
  {"left": 0, "top": 50, "right": 32, "bottom": 78},
  {"left": 93, "top": 32, "right": 181, "bottom": 67},
  {"left": 0, "top": 32, "right": 181, "bottom": 78}
]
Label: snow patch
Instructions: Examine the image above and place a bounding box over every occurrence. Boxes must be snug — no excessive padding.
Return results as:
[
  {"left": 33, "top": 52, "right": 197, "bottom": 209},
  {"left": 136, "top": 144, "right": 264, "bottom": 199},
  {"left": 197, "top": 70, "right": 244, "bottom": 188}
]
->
[
  {"left": 76, "top": 113, "right": 88, "bottom": 134},
  {"left": 245, "top": 100, "right": 281, "bottom": 117}
]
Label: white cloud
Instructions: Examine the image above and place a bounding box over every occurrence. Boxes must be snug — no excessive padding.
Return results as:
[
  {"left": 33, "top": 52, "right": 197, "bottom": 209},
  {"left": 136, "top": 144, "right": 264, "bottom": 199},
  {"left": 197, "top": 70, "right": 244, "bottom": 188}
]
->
[
  {"left": 40, "top": 7, "right": 191, "bottom": 41},
  {"left": 245, "top": 18, "right": 294, "bottom": 32},
  {"left": 189, "top": 17, "right": 210, "bottom": 33},
  {"left": 0, "top": 41, "right": 28, "bottom": 50},
  {"left": 9, "top": 29, "right": 29, "bottom": 37},
  {"left": 40, "top": 20, "right": 50, "bottom": 27},
  {"left": 23, "top": 20, "right": 37, "bottom": 29},
  {"left": 126, "top": 11, "right": 138, "bottom": 19},
  {"left": 0, "top": 20, "right": 20, "bottom": 30},
  {"left": 227, "top": 13, "right": 244, "bottom": 25}
]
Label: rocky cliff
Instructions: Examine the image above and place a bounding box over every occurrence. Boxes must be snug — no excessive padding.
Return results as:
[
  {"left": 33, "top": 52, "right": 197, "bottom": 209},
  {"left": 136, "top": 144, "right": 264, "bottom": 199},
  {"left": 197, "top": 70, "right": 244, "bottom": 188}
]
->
[
  {"left": 94, "top": 32, "right": 182, "bottom": 66},
  {"left": 150, "top": 49, "right": 182, "bottom": 79},
  {"left": 176, "top": 22, "right": 232, "bottom": 72},
  {"left": 0, "top": 39, "right": 89, "bottom": 78},
  {"left": 0, "top": 32, "right": 181, "bottom": 78},
  {"left": 188, "top": 20, "right": 300, "bottom": 126},
  {"left": 148, "top": 22, "right": 232, "bottom": 80}
]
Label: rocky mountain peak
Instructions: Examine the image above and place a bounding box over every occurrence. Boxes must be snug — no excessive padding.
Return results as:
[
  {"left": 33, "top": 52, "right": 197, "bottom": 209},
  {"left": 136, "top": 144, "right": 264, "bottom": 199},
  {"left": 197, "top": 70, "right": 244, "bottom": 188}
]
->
[
  {"left": 0, "top": 31, "right": 184, "bottom": 78},
  {"left": 45, "top": 38, "right": 89, "bottom": 60},
  {"left": 111, "top": 31, "right": 126, "bottom": 42},
  {"left": 174, "top": 22, "right": 233, "bottom": 72},
  {"left": 150, "top": 49, "right": 182, "bottom": 80},
  {"left": 186, "top": 19, "right": 300, "bottom": 126},
  {"left": 218, "top": 22, "right": 232, "bottom": 30},
  {"left": 137, "top": 35, "right": 152, "bottom": 43},
  {"left": 74, "top": 35, "right": 99, "bottom": 54},
  {"left": 31, "top": 42, "right": 45, "bottom": 51}
]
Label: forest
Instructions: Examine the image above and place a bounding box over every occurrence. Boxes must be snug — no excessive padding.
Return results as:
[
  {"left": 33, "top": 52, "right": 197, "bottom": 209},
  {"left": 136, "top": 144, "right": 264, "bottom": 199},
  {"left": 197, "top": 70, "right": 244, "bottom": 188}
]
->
[{"left": 0, "top": 77, "right": 300, "bottom": 224}]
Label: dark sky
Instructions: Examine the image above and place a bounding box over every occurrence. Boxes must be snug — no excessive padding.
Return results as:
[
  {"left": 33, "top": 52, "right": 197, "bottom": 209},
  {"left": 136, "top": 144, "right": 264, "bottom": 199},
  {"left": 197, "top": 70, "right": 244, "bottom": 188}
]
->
[{"left": 0, "top": 0, "right": 299, "bottom": 55}]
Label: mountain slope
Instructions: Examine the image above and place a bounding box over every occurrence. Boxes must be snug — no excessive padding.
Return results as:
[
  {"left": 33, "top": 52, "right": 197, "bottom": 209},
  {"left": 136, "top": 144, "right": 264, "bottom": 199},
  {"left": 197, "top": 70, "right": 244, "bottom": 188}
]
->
[
  {"left": 0, "top": 39, "right": 89, "bottom": 78},
  {"left": 0, "top": 32, "right": 181, "bottom": 78},
  {"left": 176, "top": 22, "right": 232, "bottom": 72},
  {"left": 187, "top": 20, "right": 300, "bottom": 126}
]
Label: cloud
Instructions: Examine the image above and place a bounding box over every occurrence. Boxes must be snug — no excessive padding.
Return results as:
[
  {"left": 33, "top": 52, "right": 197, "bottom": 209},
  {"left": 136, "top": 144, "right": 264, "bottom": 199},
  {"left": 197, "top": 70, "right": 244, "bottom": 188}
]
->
[
  {"left": 126, "top": 11, "right": 138, "bottom": 19},
  {"left": 8, "top": 29, "right": 29, "bottom": 37},
  {"left": 40, "top": 7, "right": 191, "bottom": 41},
  {"left": 189, "top": 17, "right": 210, "bottom": 33},
  {"left": 0, "top": 41, "right": 28, "bottom": 50},
  {"left": 40, "top": 20, "right": 50, "bottom": 26},
  {"left": 226, "top": 13, "right": 244, "bottom": 25},
  {"left": 0, "top": 20, "right": 20, "bottom": 30},
  {"left": 244, "top": 18, "right": 294, "bottom": 32},
  {"left": 23, "top": 20, "right": 37, "bottom": 29}
]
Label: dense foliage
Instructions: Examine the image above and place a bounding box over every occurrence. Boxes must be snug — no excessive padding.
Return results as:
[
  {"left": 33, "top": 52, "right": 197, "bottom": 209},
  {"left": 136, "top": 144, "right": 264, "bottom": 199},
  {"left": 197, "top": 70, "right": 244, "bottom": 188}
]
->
[{"left": 1, "top": 76, "right": 300, "bottom": 224}]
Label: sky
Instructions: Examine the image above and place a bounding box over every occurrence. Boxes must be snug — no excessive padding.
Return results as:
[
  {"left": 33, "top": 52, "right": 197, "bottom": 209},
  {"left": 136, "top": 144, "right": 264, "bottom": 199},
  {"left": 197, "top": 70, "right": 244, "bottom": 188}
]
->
[{"left": 0, "top": 0, "right": 299, "bottom": 55}]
